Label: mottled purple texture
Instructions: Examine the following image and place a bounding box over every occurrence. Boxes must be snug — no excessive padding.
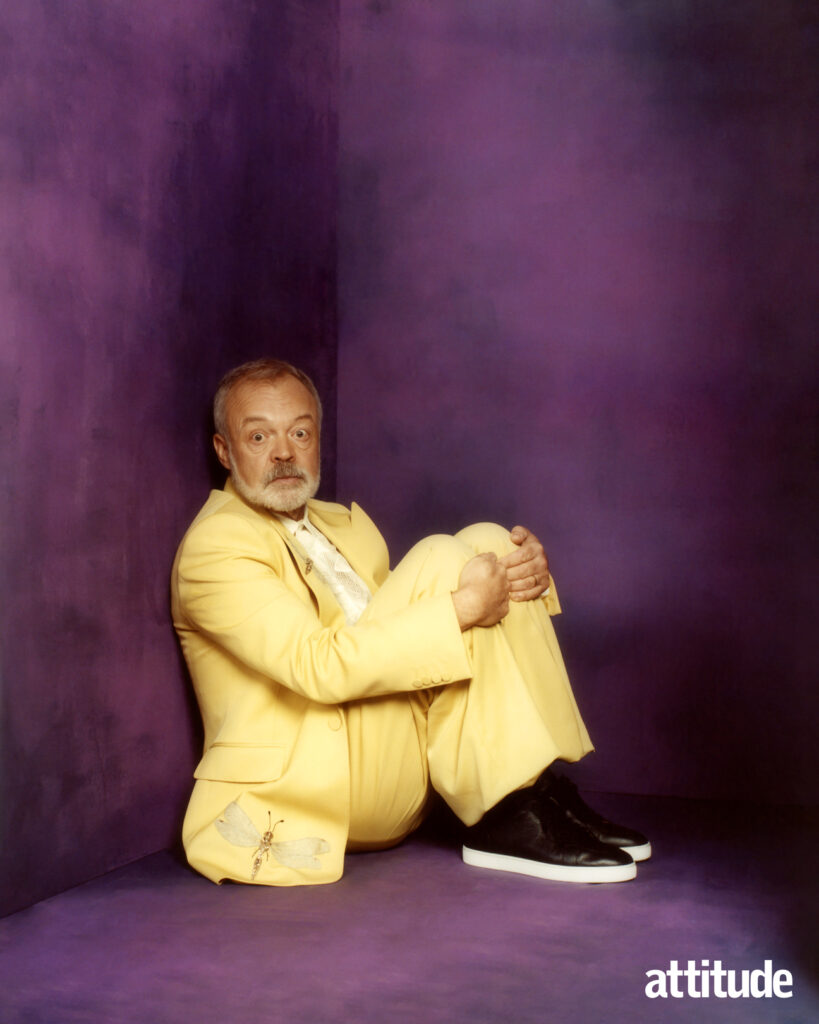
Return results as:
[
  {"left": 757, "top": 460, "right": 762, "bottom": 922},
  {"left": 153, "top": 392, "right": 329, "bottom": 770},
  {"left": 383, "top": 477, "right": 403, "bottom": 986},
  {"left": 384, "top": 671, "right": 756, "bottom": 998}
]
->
[
  {"left": 0, "top": 796, "right": 816, "bottom": 1022},
  {"left": 2, "top": 0, "right": 817, "bottom": 925},
  {"left": 0, "top": 0, "right": 337, "bottom": 916},
  {"left": 337, "top": 2, "right": 819, "bottom": 804}
]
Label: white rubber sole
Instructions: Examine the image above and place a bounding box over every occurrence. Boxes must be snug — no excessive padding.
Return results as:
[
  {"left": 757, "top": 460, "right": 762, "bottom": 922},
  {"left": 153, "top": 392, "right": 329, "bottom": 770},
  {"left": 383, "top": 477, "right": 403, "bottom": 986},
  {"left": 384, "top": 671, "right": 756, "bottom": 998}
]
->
[
  {"left": 462, "top": 845, "right": 637, "bottom": 884},
  {"left": 624, "top": 841, "right": 652, "bottom": 862}
]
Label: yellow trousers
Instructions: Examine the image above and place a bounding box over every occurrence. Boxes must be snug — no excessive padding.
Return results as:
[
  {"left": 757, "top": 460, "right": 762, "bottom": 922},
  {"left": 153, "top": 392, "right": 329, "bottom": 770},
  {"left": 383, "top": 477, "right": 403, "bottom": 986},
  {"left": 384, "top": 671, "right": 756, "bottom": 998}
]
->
[{"left": 345, "top": 523, "right": 593, "bottom": 849}]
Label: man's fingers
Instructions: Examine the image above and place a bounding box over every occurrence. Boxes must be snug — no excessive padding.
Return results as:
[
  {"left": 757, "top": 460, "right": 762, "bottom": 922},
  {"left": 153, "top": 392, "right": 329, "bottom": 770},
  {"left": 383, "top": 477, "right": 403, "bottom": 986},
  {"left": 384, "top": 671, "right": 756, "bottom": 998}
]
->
[
  {"left": 503, "top": 558, "right": 546, "bottom": 580},
  {"left": 508, "top": 571, "right": 549, "bottom": 591},
  {"left": 501, "top": 545, "right": 548, "bottom": 578},
  {"left": 498, "top": 550, "right": 526, "bottom": 571},
  {"left": 499, "top": 527, "right": 549, "bottom": 601},
  {"left": 499, "top": 546, "right": 544, "bottom": 570},
  {"left": 509, "top": 573, "right": 550, "bottom": 601}
]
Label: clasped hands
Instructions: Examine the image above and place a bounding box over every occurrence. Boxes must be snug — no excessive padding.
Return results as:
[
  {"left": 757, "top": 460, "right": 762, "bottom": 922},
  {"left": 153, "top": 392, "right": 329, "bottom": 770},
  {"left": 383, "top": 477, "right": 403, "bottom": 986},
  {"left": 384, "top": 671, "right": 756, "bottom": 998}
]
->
[{"left": 451, "top": 525, "right": 550, "bottom": 631}]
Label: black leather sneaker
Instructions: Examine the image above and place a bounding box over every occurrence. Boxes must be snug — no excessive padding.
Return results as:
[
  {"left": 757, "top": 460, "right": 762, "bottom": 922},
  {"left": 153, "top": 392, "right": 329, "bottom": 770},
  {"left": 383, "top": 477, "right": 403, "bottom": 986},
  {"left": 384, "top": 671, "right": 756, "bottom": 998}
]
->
[
  {"left": 539, "top": 771, "right": 652, "bottom": 862},
  {"left": 462, "top": 787, "right": 636, "bottom": 883}
]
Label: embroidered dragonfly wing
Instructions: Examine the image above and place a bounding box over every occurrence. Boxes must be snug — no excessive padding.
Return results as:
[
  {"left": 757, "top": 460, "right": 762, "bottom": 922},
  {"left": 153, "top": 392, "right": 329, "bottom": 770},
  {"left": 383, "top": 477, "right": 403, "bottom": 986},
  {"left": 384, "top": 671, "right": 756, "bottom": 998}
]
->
[
  {"left": 215, "top": 801, "right": 262, "bottom": 847},
  {"left": 215, "top": 802, "right": 330, "bottom": 874},
  {"left": 271, "top": 837, "right": 331, "bottom": 870}
]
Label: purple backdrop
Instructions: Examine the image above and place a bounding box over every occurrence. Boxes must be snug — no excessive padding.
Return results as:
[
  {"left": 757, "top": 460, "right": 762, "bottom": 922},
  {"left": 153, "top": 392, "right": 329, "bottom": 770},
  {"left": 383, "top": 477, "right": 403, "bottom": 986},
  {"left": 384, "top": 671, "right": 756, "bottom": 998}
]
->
[
  {"left": 337, "top": 2, "right": 819, "bottom": 804},
  {"left": 2, "top": 0, "right": 817, "bottom": 920},
  {"left": 0, "top": 0, "right": 337, "bottom": 916}
]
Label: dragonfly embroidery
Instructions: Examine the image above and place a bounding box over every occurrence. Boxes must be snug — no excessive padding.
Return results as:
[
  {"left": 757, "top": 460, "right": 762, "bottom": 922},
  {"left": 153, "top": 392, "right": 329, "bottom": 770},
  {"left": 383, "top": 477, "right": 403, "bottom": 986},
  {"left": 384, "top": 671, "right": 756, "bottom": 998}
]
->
[{"left": 215, "top": 802, "right": 330, "bottom": 880}]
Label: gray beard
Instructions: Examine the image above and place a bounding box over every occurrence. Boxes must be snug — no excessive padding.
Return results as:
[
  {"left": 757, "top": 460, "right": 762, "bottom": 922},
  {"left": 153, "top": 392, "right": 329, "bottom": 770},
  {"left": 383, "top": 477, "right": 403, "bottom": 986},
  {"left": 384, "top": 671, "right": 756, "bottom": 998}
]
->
[{"left": 230, "top": 463, "right": 320, "bottom": 514}]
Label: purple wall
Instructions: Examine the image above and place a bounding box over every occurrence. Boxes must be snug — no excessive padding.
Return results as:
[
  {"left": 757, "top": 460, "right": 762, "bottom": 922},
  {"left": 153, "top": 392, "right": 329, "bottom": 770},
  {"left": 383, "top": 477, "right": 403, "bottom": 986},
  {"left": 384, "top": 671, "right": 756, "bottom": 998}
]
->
[
  {"left": 0, "top": 0, "right": 337, "bottom": 916},
  {"left": 2, "top": 0, "right": 816, "bottom": 918},
  {"left": 337, "top": 3, "right": 818, "bottom": 804}
]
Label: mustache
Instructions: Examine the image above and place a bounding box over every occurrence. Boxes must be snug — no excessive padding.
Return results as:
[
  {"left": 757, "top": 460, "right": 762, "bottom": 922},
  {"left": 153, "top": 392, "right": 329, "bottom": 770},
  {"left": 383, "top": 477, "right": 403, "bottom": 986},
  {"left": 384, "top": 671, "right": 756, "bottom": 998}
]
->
[{"left": 265, "top": 465, "right": 308, "bottom": 484}]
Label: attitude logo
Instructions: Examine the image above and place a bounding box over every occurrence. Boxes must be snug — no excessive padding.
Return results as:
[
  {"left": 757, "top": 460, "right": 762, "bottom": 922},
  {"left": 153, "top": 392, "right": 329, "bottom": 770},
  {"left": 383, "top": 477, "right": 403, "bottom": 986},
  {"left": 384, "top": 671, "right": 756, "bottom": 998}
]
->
[{"left": 645, "top": 960, "right": 793, "bottom": 1000}]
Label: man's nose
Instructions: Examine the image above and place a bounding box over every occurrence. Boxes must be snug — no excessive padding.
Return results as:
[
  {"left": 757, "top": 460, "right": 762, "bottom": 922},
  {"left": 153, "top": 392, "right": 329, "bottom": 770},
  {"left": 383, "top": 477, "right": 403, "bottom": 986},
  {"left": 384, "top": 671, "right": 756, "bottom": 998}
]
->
[{"left": 269, "top": 435, "right": 295, "bottom": 461}]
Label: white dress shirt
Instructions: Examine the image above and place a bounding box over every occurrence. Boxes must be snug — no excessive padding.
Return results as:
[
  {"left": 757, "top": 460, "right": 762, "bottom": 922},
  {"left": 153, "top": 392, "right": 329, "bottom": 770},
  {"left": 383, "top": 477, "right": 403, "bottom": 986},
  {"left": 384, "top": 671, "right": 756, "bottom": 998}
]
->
[{"left": 277, "top": 510, "right": 372, "bottom": 625}]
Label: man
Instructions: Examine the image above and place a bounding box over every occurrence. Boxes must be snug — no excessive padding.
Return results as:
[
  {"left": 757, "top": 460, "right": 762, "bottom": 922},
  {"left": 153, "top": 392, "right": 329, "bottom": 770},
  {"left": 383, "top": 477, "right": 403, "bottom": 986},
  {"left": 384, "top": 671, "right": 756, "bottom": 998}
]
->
[{"left": 172, "top": 358, "right": 649, "bottom": 888}]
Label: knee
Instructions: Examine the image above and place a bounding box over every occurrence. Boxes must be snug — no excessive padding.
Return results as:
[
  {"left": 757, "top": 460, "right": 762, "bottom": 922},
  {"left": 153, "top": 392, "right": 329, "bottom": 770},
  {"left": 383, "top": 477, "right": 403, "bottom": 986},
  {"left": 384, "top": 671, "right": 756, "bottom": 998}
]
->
[
  {"left": 406, "top": 533, "right": 474, "bottom": 571},
  {"left": 455, "top": 522, "right": 514, "bottom": 557}
]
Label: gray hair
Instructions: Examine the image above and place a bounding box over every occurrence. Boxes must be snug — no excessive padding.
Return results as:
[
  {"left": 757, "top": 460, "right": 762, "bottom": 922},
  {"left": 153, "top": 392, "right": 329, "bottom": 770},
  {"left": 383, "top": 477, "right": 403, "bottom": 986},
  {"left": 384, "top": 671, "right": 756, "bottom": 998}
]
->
[{"left": 213, "top": 359, "right": 323, "bottom": 437}]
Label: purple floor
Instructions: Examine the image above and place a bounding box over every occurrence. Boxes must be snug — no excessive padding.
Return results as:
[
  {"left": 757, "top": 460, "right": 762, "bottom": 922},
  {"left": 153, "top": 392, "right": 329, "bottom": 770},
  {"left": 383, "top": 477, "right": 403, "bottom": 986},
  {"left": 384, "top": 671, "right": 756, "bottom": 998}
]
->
[{"left": 1, "top": 794, "right": 816, "bottom": 1024}]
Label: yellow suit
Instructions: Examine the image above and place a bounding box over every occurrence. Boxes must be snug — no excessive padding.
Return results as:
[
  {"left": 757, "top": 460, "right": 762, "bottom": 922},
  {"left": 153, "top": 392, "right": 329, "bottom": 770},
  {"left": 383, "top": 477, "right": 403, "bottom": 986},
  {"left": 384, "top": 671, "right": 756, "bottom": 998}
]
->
[{"left": 172, "top": 481, "right": 592, "bottom": 886}]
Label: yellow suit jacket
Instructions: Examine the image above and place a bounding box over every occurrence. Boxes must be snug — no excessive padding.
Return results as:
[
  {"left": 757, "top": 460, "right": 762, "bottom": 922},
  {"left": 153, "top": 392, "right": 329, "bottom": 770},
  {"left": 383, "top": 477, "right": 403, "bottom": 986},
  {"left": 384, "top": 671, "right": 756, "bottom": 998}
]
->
[{"left": 171, "top": 481, "right": 472, "bottom": 885}]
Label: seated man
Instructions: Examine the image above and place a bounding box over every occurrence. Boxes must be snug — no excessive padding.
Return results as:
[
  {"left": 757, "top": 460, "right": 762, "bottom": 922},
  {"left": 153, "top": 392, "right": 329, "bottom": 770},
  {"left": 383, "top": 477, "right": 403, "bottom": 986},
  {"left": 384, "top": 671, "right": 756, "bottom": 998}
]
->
[{"left": 172, "top": 358, "right": 649, "bottom": 887}]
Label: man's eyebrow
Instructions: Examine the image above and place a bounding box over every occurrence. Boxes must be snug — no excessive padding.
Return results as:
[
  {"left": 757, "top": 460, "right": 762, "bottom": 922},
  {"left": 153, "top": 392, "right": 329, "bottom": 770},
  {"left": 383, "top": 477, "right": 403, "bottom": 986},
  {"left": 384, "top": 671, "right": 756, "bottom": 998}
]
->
[{"left": 239, "top": 413, "right": 315, "bottom": 427}]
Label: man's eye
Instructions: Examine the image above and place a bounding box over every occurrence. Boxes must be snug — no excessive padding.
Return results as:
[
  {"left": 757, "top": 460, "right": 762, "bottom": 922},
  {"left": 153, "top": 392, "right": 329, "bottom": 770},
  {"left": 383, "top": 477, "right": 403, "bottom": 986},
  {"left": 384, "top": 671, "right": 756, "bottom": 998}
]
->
[
  {"left": 251, "top": 433, "right": 265, "bottom": 442},
  {"left": 293, "top": 430, "right": 308, "bottom": 440}
]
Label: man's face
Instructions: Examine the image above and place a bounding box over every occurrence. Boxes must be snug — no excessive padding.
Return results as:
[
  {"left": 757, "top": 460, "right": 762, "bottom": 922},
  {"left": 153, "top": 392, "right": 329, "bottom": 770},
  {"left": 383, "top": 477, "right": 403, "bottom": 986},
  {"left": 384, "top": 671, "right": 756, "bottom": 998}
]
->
[{"left": 214, "top": 375, "right": 321, "bottom": 518}]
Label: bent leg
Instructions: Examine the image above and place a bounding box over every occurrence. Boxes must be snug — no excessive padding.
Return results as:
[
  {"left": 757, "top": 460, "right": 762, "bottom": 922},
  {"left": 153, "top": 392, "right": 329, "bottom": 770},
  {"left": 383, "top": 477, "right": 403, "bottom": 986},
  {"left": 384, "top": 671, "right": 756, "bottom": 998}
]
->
[
  {"left": 454, "top": 522, "right": 591, "bottom": 767},
  {"left": 344, "top": 534, "right": 475, "bottom": 850},
  {"left": 354, "top": 528, "right": 593, "bottom": 828},
  {"left": 345, "top": 691, "right": 430, "bottom": 851}
]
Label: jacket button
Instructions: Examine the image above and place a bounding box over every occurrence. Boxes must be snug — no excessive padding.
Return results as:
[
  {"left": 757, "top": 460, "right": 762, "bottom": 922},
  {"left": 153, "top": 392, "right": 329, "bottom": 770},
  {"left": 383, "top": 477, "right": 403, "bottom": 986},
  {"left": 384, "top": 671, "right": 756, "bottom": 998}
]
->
[{"left": 328, "top": 711, "right": 343, "bottom": 731}]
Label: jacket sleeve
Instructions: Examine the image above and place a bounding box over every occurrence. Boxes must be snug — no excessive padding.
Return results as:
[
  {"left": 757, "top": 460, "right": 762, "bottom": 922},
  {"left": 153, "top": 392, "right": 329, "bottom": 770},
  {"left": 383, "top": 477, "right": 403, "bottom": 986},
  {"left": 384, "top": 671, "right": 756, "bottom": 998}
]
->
[{"left": 174, "top": 511, "right": 473, "bottom": 705}]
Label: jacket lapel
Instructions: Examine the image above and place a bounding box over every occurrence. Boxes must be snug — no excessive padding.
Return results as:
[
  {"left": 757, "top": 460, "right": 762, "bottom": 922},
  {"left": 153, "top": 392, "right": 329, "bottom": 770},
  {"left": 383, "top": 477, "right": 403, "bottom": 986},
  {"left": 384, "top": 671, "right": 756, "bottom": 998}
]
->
[
  {"left": 307, "top": 501, "right": 379, "bottom": 593},
  {"left": 220, "top": 482, "right": 382, "bottom": 622},
  {"left": 222, "top": 481, "right": 344, "bottom": 624}
]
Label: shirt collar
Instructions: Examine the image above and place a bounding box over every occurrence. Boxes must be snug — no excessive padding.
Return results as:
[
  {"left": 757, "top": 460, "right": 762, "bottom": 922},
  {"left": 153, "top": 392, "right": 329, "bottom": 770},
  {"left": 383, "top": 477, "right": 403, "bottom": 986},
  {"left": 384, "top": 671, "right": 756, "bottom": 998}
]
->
[{"left": 275, "top": 510, "right": 307, "bottom": 536}]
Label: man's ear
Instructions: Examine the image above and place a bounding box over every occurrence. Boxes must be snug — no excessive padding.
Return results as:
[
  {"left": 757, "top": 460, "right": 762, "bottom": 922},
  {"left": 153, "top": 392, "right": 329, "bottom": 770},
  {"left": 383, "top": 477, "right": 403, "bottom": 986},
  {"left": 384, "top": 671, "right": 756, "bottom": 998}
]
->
[{"left": 213, "top": 434, "right": 231, "bottom": 471}]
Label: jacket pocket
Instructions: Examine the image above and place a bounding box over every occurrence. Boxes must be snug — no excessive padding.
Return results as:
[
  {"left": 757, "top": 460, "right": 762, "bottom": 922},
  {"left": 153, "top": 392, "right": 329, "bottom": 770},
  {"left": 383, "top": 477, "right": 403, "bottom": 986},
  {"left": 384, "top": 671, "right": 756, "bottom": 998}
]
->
[{"left": 193, "top": 742, "right": 285, "bottom": 783}]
